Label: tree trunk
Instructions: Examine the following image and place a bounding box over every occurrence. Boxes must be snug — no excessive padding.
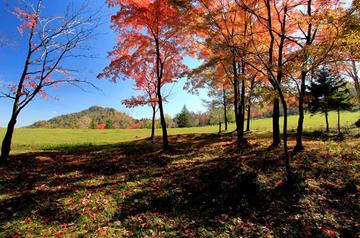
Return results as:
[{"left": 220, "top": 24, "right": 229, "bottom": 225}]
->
[
  {"left": 239, "top": 71, "right": 245, "bottom": 138},
  {"left": 246, "top": 77, "right": 255, "bottom": 132},
  {"left": 278, "top": 90, "right": 291, "bottom": 181},
  {"left": 325, "top": 109, "right": 329, "bottom": 132},
  {"left": 223, "top": 87, "right": 228, "bottom": 131},
  {"left": 295, "top": 71, "right": 306, "bottom": 152},
  {"left": 271, "top": 97, "right": 281, "bottom": 147},
  {"left": 1, "top": 116, "right": 17, "bottom": 162},
  {"left": 151, "top": 106, "right": 156, "bottom": 143},
  {"left": 232, "top": 57, "right": 242, "bottom": 146},
  {"left": 337, "top": 106, "right": 340, "bottom": 135},
  {"left": 157, "top": 90, "right": 168, "bottom": 150},
  {"left": 218, "top": 122, "right": 222, "bottom": 134},
  {"left": 155, "top": 38, "right": 169, "bottom": 150},
  {"left": 246, "top": 103, "right": 251, "bottom": 132},
  {"left": 351, "top": 60, "right": 360, "bottom": 103}
]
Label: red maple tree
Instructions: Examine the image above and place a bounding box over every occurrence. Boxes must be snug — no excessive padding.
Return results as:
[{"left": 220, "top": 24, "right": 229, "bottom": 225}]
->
[{"left": 99, "top": 0, "right": 191, "bottom": 149}]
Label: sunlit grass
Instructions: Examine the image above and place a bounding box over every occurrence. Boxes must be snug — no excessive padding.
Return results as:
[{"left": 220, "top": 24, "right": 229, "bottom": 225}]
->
[{"left": 0, "top": 111, "right": 358, "bottom": 154}]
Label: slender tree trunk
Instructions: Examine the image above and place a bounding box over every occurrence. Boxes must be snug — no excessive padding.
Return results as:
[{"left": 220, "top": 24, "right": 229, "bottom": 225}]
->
[
  {"left": 325, "top": 109, "right": 329, "bottom": 132},
  {"left": 223, "top": 87, "right": 228, "bottom": 131},
  {"left": 1, "top": 116, "right": 17, "bottom": 162},
  {"left": 232, "top": 57, "right": 242, "bottom": 146},
  {"left": 351, "top": 60, "right": 360, "bottom": 103},
  {"left": 155, "top": 38, "right": 169, "bottom": 150},
  {"left": 278, "top": 90, "right": 291, "bottom": 181},
  {"left": 246, "top": 77, "right": 255, "bottom": 132},
  {"left": 157, "top": 91, "right": 168, "bottom": 149},
  {"left": 272, "top": 98, "right": 281, "bottom": 147},
  {"left": 265, "top": 0, "right": 280, "bottom": 148},
  {"left": 295, "top": 71, "right": 306, "bottom": 152},
  {"left": 246, "top": 103, "right": 251, "bottom": 132},
  {"left": 239, "top": 70, "right": 246, "bottom": 138},
  {"left": 151, "top": 106, "right": 156, "bottom": 143},
  {"left": 337, "top": 106, "right": 340, "bottom": 135},
  {"left": 295, "top": 0, "right": 313, "bottom": 152},
  {"left": 218, "top": 122, "right": 222, "bottom": 134}
]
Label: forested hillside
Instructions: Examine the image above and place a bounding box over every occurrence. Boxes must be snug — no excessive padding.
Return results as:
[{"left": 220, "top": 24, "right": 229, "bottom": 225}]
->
[{"left": 28, "top": 106, "right": 135, "bottom": 129}]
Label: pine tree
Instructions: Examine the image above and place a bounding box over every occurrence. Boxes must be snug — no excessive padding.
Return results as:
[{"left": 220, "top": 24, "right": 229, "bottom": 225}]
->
[
  {"left": 176, "top": 106, "right": 193, "bottom": 128},
  {"left": 307, "top": 67, "right": 353, "bottom": 132}
]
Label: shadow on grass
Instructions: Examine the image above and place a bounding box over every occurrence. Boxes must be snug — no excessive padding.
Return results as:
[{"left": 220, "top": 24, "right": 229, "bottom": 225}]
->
[{"left": 0, "top": 133, "right": 358, "bottom": 237}]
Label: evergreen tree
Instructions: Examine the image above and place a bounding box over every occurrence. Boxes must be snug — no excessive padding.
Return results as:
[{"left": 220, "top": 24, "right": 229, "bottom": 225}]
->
[
  {"left": 307, "top": 67, "right": 353, "bottom": 132},
  {"left": 176, "top": 105, "right": 193, "bottom": 128}
]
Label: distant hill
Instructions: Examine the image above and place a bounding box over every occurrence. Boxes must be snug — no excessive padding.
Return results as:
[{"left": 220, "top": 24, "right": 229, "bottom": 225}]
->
[{"left": 28, "top": 106, "right": 135, "bottom": 129}]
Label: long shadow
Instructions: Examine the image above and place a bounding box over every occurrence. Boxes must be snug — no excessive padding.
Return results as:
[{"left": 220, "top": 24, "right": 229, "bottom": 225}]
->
[
  {"left": 110, "top": 154, "right": 308, "bottom": 235},
  {"left": 0, "top": 134, "right": 233, "bottom": 225},
  {"left": 0, "top": 132, "right": 358, "bottom": 237}
]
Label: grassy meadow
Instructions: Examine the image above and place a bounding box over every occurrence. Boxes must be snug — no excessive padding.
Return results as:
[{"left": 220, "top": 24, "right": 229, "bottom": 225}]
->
[{"left": 0, "top": 111, "right": 359, "bottom": 154}]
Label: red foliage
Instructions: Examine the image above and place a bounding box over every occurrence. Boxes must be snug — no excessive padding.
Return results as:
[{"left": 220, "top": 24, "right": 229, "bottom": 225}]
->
[
  {"left": 128, "top": 124, "right": 141, "bottom": 129},
  {"left": 97, "top": 124, "right": 106, "bottom": 129},
  {"left": 99, "top": 0, "right": 192, "bottom": 114},
  {"left": 13, "top": 7, "right": 39, "bottom": 34}
]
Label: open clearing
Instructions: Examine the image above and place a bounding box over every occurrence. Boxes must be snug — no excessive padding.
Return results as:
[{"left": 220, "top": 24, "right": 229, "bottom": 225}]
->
[{"left": 0, "top": 111, "right": 358, "bottom": 154}]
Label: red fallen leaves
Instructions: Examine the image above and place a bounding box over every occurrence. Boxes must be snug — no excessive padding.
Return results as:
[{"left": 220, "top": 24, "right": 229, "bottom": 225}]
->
[
  {"left": 97, "top": 227, "right": 108, "bottom": 235},
  {"left": 24, "top": 217, "right": 32, "bottom": 222},
  {"left": 81, "top": 198, "right": 89, "bottom": 206},
  {"left": 56, "top": 230, "right": 66, "bottom": 237},
  {"left": 81, "top": 209, "right": 96, "bottom": 219},
  {"left": 275, "top": 179, "right": 284, "bottom": 186},
  {"left": 321, "top": 227, "right": 337, "bottom": 236}
]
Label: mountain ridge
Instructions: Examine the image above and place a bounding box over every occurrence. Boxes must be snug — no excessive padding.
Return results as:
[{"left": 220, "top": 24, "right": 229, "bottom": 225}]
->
[{"left": 28, "top": 106, "right": 135, "bottom": 129}]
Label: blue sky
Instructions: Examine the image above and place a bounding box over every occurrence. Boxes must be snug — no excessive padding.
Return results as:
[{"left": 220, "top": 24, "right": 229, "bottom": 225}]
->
[{"left": 0, "top": 0, "right": 208, "bottom": 127}]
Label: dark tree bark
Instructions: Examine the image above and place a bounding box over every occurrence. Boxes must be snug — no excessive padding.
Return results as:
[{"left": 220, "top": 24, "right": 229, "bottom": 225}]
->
[
  {"left": 295, "top": 0, "right": 313, "bottom": 152},
  {"left": 155, "top": 38, "right": 169, "bottom": 150},
  {"left": 246, "top": 103, "right": 251, "bottom": 131},
  {"left": 295, "top": 71, "right": 306, "bottom": 152},
  {"left": 246, "top": 76, "right": 255, "bottom": 132},
  {"left": 337, "top": 106, "right": 341, "bottom": 135},
  {"left": 1, "top": 116, "right": 17, "bottom": 162},
  {"left": 223, "top": 87, "right": 228, "bottom": 131},
  {"left": 325, "top": 109, "right": 329, "bottom": 132},
  {"left": 150, "top": 106, "right": 156, "bottom": 143},
  {"left": 238, "top": 62, "right": 246, "bottom": 139},
  {"left": 350, "top": 60, "right": 360, "bottom": 102},
  {"left": 232, "top": 56, "right": 242, "bottom": 146},
  {"left": 278, "top": 91, "right": 291, "bottom": 181},
  {"left": 272, "top": 98, "right": 281, "bottom": 147}
]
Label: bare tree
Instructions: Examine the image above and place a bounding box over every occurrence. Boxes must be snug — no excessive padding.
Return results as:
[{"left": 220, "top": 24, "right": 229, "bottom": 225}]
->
[{"left": 0, "top": 0, "right": 98, "bottom": 162}]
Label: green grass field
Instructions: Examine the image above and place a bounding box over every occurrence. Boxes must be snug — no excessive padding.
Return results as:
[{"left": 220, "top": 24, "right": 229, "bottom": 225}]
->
[{"left": 0, "top": 111, "right": 359, "bottom": 154}]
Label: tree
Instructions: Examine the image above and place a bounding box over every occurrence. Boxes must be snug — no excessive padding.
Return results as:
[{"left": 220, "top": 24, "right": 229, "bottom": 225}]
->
[
  {"left": 176, "top": 105, "right": 193, "bottom": 128},
  {"left": 203, "top": 83, "right": 232, "bottom": 131},
  {"left": 335, "top": 1, "right": 360, "bottom": 103},
  {"left": 0, "top": 0, "right": 97, "bottom": 162},
  {"left": 99, "top": 0, "right": 191, "bottom": 150},
  {"left": 333, "top": 87, "right": 354, "bottom": 135},
  {"left": 105, "top": 119, "right": 113, "bottom": 129},
  {"left": 186, "top": 0, "right": 255, "bottom": 146},
  {"left": 307, "top": 67, "right": 353, "bottom": 132},
  {"left": 286, "top": 0, "right": 349, "bottom": 151},
  {"left": 121, "top": 63, "right": 159, "bottom": 143}
]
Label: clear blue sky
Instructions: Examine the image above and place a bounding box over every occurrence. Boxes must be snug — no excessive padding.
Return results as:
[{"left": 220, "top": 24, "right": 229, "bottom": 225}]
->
[{"left": 0, "top": 0, "right": 208, "bottom": 127}]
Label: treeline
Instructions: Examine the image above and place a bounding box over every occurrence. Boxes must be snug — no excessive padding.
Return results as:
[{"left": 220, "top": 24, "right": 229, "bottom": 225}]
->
[{"left": 29, "top": 106, "right": 135, "bottom": 129}]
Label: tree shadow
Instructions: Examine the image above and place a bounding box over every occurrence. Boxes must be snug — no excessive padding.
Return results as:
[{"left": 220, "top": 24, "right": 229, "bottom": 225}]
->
[{"left": 0, "top": 133, "right": 358, "bottom": 237}]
